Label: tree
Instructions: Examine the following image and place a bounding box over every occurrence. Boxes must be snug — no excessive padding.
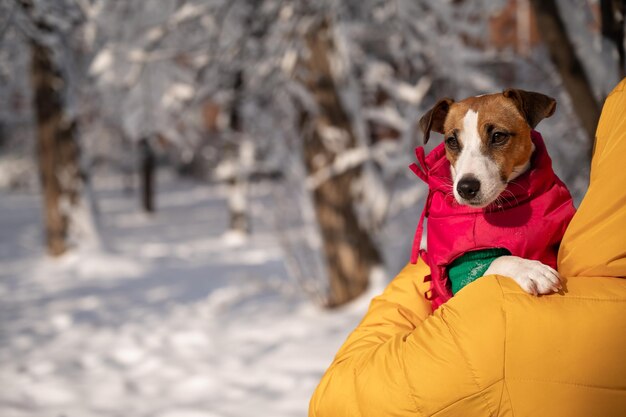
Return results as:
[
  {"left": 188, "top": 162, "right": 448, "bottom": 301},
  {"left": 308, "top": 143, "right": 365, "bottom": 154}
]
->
[
  {"left": 601, "top": 0, "right": 626, "bottom": 78},
  {"left": 16, "top": 0, "right": 87, "bottom": 256},
  {"left": 529, "top": 0, "right": 602, "bottom": 146},
  {"left": 139, "top": 137, "right": 155, "bottom": 213},
  {"left": 31, "top": 43, "right": 82, "bottom": 255},
  {"left": 297, "top": 18, "right": 383, "bottom": 307}
]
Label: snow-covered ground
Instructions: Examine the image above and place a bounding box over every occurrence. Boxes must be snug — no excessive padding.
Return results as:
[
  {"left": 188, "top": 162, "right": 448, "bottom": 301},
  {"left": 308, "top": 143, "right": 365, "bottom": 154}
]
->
[{"left": 0, "top": 172, "right": 381, "bottom": 417}]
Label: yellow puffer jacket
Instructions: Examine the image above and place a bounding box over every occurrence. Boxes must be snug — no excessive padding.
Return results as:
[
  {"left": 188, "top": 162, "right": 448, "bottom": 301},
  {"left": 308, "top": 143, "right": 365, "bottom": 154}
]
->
[{"left": 309, "top": 79, "right": 626, "bottom": 417}]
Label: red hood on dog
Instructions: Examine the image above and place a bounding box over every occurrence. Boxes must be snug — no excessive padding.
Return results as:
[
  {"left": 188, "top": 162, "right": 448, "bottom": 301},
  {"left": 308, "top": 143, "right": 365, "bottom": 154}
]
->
[{"left": 410, "top": 130, "right": 576, "bottom": 310}]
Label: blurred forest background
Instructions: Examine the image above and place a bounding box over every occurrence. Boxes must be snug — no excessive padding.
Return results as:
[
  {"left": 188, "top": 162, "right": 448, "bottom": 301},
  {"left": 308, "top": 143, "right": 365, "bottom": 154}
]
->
[{"left": 0, "top": 0, "right": 624, "bottom": 416}]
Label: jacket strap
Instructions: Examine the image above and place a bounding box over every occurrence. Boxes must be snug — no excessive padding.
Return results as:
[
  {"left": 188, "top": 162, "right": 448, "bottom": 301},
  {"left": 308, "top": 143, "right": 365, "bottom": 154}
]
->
[
  {"left": 409, "top": 146, "right": 429, "bottom": 183},
  {"left": 410, "top": 190, "right": 432, "bottom": 263}
]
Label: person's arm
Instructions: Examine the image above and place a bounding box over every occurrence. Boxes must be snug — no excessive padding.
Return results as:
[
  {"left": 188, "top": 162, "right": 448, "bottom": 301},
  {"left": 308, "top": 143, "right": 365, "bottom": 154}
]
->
[{"left": 309, "top": 259, "right": 506, "bottom": 417}]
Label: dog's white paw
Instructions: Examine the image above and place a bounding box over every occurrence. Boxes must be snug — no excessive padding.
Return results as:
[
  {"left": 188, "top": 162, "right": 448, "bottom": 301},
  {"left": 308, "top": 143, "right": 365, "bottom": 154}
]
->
[{"left": 485, "top": 256, "right": 561, "bottom": 295}]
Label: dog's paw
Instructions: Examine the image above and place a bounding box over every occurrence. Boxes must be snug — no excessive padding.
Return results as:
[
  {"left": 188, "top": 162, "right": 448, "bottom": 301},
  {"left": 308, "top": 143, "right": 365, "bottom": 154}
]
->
[
  {"left": 511, "top": 260, "right": 561, "bottom": 295},
  {"left": 485, "top": 256, "right": 561, "bottom": 295}
]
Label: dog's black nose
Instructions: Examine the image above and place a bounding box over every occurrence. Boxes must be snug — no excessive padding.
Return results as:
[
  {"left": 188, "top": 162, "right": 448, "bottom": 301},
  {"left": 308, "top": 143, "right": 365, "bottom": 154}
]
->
[{"left": 457, "top": 176, "right": 481, "bottom": 199}]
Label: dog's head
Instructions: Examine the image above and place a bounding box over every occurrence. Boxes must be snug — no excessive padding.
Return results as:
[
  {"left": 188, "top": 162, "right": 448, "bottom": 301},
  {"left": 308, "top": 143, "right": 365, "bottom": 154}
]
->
[{"left": 419, "top": 89, "right": 556, "bottom": 207}]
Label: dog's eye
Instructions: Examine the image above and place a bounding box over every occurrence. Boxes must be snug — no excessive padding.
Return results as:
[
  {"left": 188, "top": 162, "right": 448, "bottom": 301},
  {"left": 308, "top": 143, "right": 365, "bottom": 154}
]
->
[
  {"left": 445, "top": 136, "right": 459, "bottom": 150},
  {"left": 491, "top": 132, "right": 509, "bottom": 145}
]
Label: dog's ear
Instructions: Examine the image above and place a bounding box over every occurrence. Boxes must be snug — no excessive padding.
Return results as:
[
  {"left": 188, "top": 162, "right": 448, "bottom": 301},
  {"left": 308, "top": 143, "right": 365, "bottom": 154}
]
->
[
  {"left": 419, "top": 98, "right": 454, "bottom": 144},
  {"left": 503, "top": 89, "right": 556, "bottom": 129}
]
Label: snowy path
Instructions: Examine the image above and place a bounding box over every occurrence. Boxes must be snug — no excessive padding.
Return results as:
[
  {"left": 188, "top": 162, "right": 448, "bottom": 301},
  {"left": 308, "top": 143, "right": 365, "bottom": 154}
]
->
[{"left": 0, "top": 174, "right": 373, "bottom": 417}]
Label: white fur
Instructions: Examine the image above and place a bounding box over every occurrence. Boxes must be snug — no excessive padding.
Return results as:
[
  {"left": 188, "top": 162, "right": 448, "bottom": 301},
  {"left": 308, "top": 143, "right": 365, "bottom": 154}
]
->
[
  {"left": 452, "top": 110, "right": 502, "bottom": 206},
  {"left": 484, "top": 256, "right": 561, "bottom": 295}
]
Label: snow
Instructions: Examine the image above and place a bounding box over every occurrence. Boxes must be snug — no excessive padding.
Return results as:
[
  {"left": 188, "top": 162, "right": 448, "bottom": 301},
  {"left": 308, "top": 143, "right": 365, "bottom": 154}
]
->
[
  {"left": 0, "top": 172, "right": 376, "bottom": 417},
  {"left": 89, "top": 47, "right": 114, "bottom": 76},
  {"left": 162, "top": 83, "right": 195, "bottom": 109}
]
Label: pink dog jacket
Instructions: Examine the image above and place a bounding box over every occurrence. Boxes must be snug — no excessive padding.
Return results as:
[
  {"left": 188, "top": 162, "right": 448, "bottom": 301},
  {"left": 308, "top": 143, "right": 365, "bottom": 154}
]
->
[{"left": 409, "top": 131, "right": 576, "bottom": 310}]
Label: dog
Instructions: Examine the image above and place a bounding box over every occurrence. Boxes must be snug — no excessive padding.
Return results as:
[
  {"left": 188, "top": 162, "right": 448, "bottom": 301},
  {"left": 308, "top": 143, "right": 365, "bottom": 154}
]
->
[{"left": 410, "top": 89, "right": 576, "bottom": 308}]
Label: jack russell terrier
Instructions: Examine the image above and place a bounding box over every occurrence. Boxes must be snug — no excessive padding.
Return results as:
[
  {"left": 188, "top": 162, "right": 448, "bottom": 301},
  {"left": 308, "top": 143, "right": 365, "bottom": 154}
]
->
[{"left": 409, "top": 89, "right": 576, "bottom": 309}]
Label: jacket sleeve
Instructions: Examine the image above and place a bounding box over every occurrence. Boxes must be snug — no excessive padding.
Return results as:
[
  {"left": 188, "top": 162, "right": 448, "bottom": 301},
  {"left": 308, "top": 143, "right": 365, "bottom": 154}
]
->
[{"left": 309, "top": 259, "right": 507, "bottom": 417}]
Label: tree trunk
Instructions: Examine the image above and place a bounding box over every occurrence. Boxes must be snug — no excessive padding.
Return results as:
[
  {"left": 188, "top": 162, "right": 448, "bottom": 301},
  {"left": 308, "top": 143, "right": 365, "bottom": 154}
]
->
[
  {"left": 227, "top": 138, "right": 254, "bottom": 234},
  {"left": 228, "top": 176, "right": 248, "bottom": 233},
  {"left": 227, "top": 71, "right": 250, "bottom": 234},
  {"left": 139, "top": 137, "right": 155, "bottom": 213},
  {"left": 529, "top": 0, "right": 602, "bottom": 147},
  {"left": 299, "top": 19, "right": 382, "bottom": 308},
  {"left": 31, "top": 42, "right": 81, "bottom": 257},
  {"left": 601, "top": 0, "right": 626, "bottom": 78}
]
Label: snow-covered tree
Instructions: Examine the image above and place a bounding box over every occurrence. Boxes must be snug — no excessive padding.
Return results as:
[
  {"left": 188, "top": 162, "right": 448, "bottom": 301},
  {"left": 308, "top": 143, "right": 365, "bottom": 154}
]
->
[
  {"left": 12, "top": 0, "right": 98, "bottom": 256},
  {"left": 1, "top": 0, "right": 619, "bottom": 305}
]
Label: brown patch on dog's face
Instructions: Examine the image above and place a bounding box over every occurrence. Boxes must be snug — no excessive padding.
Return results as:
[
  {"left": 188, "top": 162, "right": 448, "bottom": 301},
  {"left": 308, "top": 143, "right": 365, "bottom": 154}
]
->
[{"left": 465, "top": 94, "right": 534, "bottom": 182}]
